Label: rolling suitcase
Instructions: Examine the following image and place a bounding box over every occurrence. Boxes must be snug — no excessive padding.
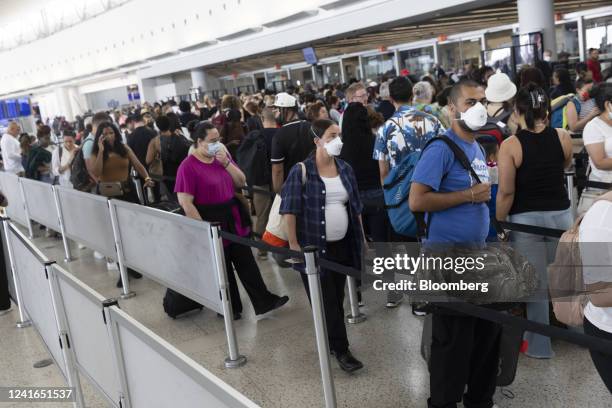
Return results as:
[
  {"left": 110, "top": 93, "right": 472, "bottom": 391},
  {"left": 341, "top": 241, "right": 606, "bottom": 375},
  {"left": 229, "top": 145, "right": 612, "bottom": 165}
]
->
[{"left": 163, "top": 289, "right": 203, "bottom": 319}]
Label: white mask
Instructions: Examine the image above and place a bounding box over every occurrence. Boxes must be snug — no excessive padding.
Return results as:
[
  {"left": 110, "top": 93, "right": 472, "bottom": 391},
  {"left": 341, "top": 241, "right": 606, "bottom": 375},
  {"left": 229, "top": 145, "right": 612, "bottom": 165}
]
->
[
  {"left": 458, "top": 102, "right": 488, "bottom": 131},
  {"left": 207, "top": 141, "right": 222, "bottom": 156},
  {"left": 323, "top": 137, "right": 343, "bottom": 157},
  {"left": 543, "top": 55, "right": 551, "bottom": 62}
]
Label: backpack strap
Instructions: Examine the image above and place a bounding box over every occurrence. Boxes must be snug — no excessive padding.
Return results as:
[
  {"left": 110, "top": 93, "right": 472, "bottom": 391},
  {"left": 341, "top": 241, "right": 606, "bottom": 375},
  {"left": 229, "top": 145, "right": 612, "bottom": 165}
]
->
[
  {"left": 388, "top": 117, "right": 407, "bottom": 141},
  {"left": 491, "top": 106, "right": 505, "bottom": 118}
]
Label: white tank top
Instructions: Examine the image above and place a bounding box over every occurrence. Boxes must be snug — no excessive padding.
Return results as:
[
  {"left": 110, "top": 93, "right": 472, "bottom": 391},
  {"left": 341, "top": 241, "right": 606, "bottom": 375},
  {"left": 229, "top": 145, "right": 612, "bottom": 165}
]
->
[{"left": 321, "top": 176, "right": 349, "bottom": 242}]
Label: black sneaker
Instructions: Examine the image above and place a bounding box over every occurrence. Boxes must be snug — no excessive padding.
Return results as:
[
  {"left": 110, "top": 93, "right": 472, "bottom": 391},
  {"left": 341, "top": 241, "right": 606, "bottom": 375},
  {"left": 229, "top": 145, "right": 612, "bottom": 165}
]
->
[
  {"left": 127, "top": 269, "right": 142, "bottom": 279},
  {"left": 256, "top": 295, "right": 289, "bottom": 315},
  {"left": 333, "top": 350, "right": 363, "bottom": 373}
]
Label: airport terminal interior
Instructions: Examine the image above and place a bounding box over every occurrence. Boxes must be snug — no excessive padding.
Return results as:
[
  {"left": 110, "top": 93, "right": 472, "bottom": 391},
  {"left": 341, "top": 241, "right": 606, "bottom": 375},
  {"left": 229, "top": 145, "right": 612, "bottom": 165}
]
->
[{"left": 1, "top": 0, "right": 612, "bottom": 407}]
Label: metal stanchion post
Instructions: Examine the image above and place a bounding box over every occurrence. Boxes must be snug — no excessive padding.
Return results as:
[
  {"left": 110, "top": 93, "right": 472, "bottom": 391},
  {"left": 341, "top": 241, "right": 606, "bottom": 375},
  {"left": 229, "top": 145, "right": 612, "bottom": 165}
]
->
[
  {"left": 304, "top": 247, "right": 337, "bottom": 408},
  {"left": 2, "top": 218, "right": 32, "bottom": 328},
  {"left": 210, "top": 223, "right": 246, "bottom": 368},
  {"left": 52, "top": 186, "right": 73, "bottom": 262},
  {"left": 107, "top": 201, "right": 134, "bottom": 299},
  {"left": 17, "top": 178, "right": 34, "bottom": 239},
  {"left": 104, "top": 303, "right": 132, "bottom": 408},
  {"left": 346, "top": 276, "right": 366, "bottom": 324},
  {"left": 131, "top": 170, "right": 145, "bottom": 205},
  {"left": 46, "top": 265, "right": 85, "bottom": 408},
  {"left": 566, "top": 171, "right": 577, "bottom": 220}
]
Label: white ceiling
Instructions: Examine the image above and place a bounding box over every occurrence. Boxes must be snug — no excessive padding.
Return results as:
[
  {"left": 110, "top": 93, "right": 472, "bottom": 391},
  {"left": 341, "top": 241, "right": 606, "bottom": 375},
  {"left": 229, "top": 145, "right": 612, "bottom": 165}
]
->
[{"left": 0, "top": 0, "right": 131, "bottom": 51}]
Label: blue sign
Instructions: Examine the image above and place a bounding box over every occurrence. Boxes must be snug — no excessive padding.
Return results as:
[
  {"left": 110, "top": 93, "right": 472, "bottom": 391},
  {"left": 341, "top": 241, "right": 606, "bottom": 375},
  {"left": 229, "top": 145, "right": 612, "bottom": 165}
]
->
[
  {"left": 302, "top": 47, "right": 318, "bottom": 65},
  {"left": 18, "top": 98, "right": 31, "bottom": 116},
  {"left": 5, "top": 99, "right": 18, "bottom": 118}
]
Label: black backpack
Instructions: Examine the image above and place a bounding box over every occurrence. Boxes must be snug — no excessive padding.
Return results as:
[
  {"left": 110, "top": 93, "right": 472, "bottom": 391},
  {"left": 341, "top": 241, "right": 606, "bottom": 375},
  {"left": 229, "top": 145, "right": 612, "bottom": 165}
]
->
[
  {"left": 70, "top": 138, "right": 94, "bottom": 191},
  {"left": 477, "top": 109, "right": 513, "bottom": 145},
  {"left": 160, "top": 135, "right": 190, "bottom": 171},
  {"left": 236, "top": 129, "right": 271, "bottom": 186}
]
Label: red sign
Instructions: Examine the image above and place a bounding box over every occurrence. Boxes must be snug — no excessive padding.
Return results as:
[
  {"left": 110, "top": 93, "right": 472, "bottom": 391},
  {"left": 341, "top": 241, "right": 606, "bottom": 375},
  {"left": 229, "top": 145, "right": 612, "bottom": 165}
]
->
[
  {"left": 437, "top": 34, "right": 448, "bottom": 42},
  {"left": 232, "top": 72, "right": 238, "bottom": 79},
  {"left": 274, "top": 64, "right": 281, "bottom": 70},
  {"left": 378, "top": 46, "right": 387, "bottom": 52}
]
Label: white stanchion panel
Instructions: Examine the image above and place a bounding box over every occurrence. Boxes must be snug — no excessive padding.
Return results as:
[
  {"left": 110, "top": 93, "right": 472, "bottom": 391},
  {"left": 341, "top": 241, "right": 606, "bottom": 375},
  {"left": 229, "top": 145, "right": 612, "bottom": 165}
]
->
[
  {"left": 109, "top": 200, "right": 222, "bottom": 313},
  {"left": 0, "top": 172, "right": 28, "bottom": 226},
  {"left": 54, "top": 186, "right": 116, "bottom": 258},
  {"left": 7, "top": 224, "right": 67, "bottom": 379},
  {"left": 52, "top": 264, "right": 120, "bottom": 407},
  {"left": 109, "top": 307, "right": 260, "bottom": 408},
  {"left": 20, "top": 178, "right": 60, "bottom": 232}
]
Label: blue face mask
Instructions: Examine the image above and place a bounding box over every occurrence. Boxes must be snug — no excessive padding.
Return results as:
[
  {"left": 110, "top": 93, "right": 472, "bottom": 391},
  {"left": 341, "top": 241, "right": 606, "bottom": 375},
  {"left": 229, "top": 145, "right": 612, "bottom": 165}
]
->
[{"left": 207, "top": 141, "right": 221, "bottom": 156}]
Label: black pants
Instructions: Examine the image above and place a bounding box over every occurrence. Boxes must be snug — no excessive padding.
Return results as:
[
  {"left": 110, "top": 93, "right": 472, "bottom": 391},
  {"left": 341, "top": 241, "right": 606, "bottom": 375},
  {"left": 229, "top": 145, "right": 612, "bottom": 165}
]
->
[
  {"left": 300, "top": 238, "right": 350, "bottom": 354},
  {"left": 0, "top": 233, "right": 11, "bottom": 311},
  {"left": 584, "top": 316, "right": 612, "bottom": 393},
  {"left": 163, "top": 179, "right": 177, "bottom": 201},
  {"left": 362, "top": 205, "right": 391, "bottom": 243},
  {"left": 428, "top": 312, "right": 502, "bottom": 408},
  {"left": 224, "top": 242, "right": 279, "bottom": 315}
]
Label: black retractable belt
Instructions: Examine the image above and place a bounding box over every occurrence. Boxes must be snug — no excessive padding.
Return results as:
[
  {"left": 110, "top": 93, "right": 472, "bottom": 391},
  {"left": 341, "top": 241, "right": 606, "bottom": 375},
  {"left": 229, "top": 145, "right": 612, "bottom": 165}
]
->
[
  {"left": 436, "top": 302, "right": 612, "bottom": 356},
  {"left": 578, "top": 180, "right": 612, "bottom": 190},
  {"left": 318, "top": 258, "right": 361, "bottom": 278},
  {"left": 499, "top": 221, "right": 564, "bottom": 238},
  {"left": 218, "top": 230, "right": 303, "bottom": 259}
]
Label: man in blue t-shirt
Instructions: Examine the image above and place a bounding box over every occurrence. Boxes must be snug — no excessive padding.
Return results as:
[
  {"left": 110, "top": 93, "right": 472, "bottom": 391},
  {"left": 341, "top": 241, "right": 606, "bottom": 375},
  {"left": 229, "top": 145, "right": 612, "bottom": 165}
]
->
[{"left": 409, "top": 80, "right": 502, "bottom": 408}]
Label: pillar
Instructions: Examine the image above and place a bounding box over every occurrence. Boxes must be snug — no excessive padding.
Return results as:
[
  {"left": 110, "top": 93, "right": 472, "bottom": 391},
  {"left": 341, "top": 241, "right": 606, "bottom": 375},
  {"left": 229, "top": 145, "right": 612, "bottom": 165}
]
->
[
  {"left": 54, "top": 87, "right": 74, "bottom": 121},
  {"left": 190, "top": 68, "right": 207, "bottom": 92},
  {"left": 517, "top": 0, "right": 557, "bottom": 60},
  {"left": 136, "top": 77, "right": 156, "bottom": 104}
]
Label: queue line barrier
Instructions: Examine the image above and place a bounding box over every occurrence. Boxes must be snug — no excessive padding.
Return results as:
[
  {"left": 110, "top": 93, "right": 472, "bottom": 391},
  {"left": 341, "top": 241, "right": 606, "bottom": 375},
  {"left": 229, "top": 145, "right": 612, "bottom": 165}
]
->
[
  {"left": 5, "top": 173, "right": 612, "bottom": 408},
  {"left": 2, "top": 216, "right": 260, "bottom": 408},
  {"left": 218, "top": 218, "right": 612, "bottom": 347},
  {"left": 1, "top": 175, "right": 339, "bottom": 407}
]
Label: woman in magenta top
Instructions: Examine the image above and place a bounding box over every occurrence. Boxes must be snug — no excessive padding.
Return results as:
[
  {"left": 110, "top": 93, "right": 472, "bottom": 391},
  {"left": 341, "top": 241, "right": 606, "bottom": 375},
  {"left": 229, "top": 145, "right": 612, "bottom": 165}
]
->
[{"left": 175, "top": 121, "right": 288, "bottom": 320}]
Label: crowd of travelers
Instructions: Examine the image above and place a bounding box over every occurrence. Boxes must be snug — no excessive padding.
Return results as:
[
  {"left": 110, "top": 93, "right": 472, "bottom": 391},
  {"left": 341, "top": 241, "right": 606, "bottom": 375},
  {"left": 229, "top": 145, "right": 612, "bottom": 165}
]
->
[{"left": 1, "top": 46, "right": 612, "bottom": 405}]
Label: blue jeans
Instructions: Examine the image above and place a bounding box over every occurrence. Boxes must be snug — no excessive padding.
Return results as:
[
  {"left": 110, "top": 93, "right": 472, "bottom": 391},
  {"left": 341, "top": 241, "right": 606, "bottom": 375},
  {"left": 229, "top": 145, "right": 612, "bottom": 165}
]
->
[{"left": 509, "top": 208, "right": 572, "bottom": 358}]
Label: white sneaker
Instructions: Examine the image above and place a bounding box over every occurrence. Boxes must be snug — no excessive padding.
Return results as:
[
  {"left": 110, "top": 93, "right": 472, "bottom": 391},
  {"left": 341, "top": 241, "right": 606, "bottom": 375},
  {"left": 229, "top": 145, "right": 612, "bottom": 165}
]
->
[
  {"left": 93, "top": 251, "right": 104, "bottom": 260},
  {"left": 106, "top": 262, "right": 118, "bottom": 271},
  {"left": 77, "top": 243, "right": 86, "bottom": 250}
]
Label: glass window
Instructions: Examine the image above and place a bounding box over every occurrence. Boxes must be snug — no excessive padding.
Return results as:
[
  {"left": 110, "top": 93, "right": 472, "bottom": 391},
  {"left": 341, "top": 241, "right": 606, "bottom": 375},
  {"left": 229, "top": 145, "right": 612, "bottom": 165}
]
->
[
  {"left": 362, "top": 52, "right": 396, "bottom": 82},
  {"left": 556, "top": 21, "right": 580, "bottom": 61},
  {"left": 342, "top": 57, "right": 361, "bottom": 80},
  {"left": 438, "top": 39, "right": 482, "bottom": 73},
  {"left": 585, "top": 15, "right": 612, "bottom": 56},
  {"left": 398, "top": 47, "right": 435, "bottom": 78},
  {"left": 289, "top": 67, "right": 313, "bottom": 87},
  {"left": 322, "top": 62, "right": 342, "bottom": 84},
  {"left": 485, "top": 29, "right": 513, "bottom": 49}
]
